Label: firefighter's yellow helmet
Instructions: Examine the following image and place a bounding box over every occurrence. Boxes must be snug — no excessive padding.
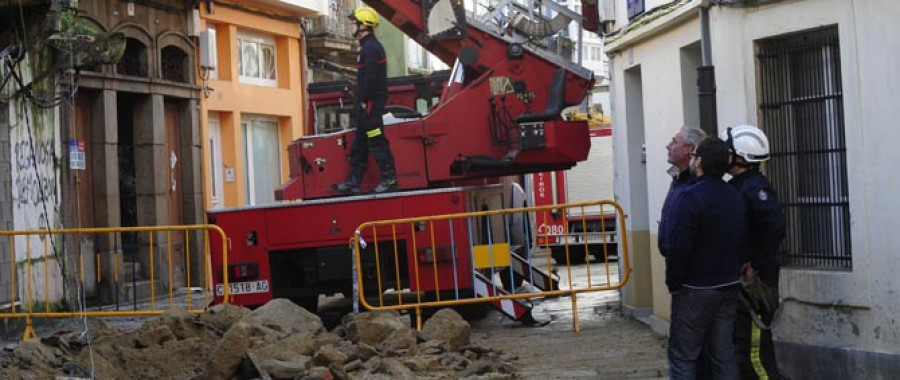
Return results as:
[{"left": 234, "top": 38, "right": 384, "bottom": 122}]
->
[{"left": 349, "top": 6, "right": 379, "bottom": 28}]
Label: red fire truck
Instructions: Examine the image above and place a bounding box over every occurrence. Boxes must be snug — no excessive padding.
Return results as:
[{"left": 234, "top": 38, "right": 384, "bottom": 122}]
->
[
  {"left": 208, "top": 0, "right": 599, "bottom": 321},
  {"left": 529, "top": 127, "right": 617, "bottom": 265}
]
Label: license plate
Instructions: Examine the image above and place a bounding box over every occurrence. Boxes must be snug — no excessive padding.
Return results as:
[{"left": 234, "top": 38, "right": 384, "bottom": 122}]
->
[
  {"left": 216, "top": 280, "right": 269, "bottom": 296},
  {"left": 566, "top": 233, "right": 616, "bottom": 244}
]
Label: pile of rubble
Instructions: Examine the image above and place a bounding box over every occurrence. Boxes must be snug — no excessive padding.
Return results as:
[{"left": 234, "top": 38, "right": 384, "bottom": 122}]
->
[{"left": 0, "top": 299, "right": 517, "bottom": 379}]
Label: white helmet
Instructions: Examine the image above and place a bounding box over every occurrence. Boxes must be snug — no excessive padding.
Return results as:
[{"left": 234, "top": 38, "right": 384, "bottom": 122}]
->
[{"left": 721, "top": 125, "right": 770, "bottom": 163}]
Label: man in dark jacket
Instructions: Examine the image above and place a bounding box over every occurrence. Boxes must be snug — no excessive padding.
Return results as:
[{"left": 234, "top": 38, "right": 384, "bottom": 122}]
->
[
  {"left": 666, "top": 137, "right": 747, "bottom": 380},
  {"left": 333, "top": 6, "right": 397, "bottom": 195},
  {"left": 659, "top": 126, "right": 706, "bottom": 258},
  {"left": 722, "top": 125, "right": 786, "bottom": 379}
]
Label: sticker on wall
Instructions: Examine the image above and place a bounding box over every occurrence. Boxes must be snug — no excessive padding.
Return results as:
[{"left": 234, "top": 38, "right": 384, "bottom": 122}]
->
[
  {"left": 171, "top": 150, "right": 178, "bottom": 192},
  {"left": 69, "top": 139, "right": 85, "bottom": 170}
]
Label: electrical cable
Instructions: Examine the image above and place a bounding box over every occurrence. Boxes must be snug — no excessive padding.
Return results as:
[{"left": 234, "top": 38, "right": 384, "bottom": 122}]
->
[{"left": 11, "top": 6, "right": 94, "bottom": 375}]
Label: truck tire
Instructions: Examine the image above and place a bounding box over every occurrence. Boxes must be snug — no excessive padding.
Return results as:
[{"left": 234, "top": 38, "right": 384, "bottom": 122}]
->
[
  {"left": 591, "top": 244, "right": 619, "bottom": 262},
  {"left": 292, "top": 296, "right": 319, "bottom": 313},
  {"left": 551, "top": 246, "right": 587, "bottom": 265}
]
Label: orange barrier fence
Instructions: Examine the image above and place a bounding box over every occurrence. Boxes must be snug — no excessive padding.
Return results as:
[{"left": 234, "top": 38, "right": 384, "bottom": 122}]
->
[
  {"left": 0, "top": 225, "right": 229, "bottom": 340},
  {"left": 352, "top": 200, "right": 630, "bottom": 331}
]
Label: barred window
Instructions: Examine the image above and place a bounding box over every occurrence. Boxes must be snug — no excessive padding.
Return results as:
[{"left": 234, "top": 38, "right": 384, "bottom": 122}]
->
[{"left": 757, "top": 26, "right": 851, "bottom": 269}]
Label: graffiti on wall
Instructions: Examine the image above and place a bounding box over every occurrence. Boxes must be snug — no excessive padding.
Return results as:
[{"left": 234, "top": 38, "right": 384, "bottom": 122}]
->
[
  {"left": 13, "top": 139, "right": 60, "bottom": 228},
  {"left": 9, "top": 101, "right": 62, "bottom": 258}
]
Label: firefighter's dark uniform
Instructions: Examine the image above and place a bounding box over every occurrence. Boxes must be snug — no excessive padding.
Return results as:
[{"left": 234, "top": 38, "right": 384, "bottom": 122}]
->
[
  {"left": 729, "top": 168, "right": 786, "bottom": 379},
  {"left": 347, "top": 33, "right": 395, "bottom": 188}
]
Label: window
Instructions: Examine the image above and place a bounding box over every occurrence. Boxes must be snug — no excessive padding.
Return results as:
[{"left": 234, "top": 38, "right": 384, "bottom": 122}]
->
[
  {"left": 242, "top": 117, "right": 281, "bottom": 205},
  {"left": 208, "top": 114, "right": 224, "bottom": 209},
  {"left": 161, "top": 46, "right": 189, "bottom": 83},
  {"left": 592, "top": 46, "right": 602, "bottom": 61},
  {"left": 205, "top": 26, "right": 218, "bottom": 80},
  {"left": 407, "top": 38, "right": 425, "bottom": 71},
  {"left": 627, "top": 0, "right": 645, "bottom": 20},
  {"left": 757, "top": 26, "right": 850, "bottom": 269},
  {"left": 582, "top": 45, "right": 602, "bottom": 62},
  {"left": 117, "top": 38, "right": 148, "bottom": 77},
  {"left": 238, "top": 32, "right": 277, "bottom": 86}
]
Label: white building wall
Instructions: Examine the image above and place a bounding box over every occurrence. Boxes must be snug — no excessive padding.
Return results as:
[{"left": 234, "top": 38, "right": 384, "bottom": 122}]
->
[
  {"left": 4, "top": 60, "right": 66, "bottom": 306},
  {"left": 607, "top": 0, "right": 900, "bottom": 374},
  {"left": 608, "top": 13, "right": 702, "bottom": 324}
]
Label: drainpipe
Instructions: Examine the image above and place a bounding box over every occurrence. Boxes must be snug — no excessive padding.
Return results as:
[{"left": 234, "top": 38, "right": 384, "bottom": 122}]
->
[{"left": 697, "top": 1, "right": 717, "bottom": 136}]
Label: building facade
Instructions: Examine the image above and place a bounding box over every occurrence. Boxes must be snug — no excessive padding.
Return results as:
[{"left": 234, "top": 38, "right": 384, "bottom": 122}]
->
[
  {"left": 1, "top": 0, "right": 206, "bottom": 307},
  {"left": 198, "top": 1, "right": 321, "bottom": 209},
  {"left": 605, "top": 0, "right": 900, "bottom": 376}
]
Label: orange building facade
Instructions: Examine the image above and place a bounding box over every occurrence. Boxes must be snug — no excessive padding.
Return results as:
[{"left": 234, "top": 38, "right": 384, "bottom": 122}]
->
[{"left": 198, "top": 2, "right": 320, "bottom": 209}]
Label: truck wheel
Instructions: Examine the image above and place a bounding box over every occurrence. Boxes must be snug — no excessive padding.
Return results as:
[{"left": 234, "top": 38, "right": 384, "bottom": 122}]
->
[
  {"left": 592, "top": 244, "right": 619, "bottom": 262},
  {"left": 293, "top": 296, "right": 319, "bottom": 313},
  {"left": 551, "top": 247, "right": 587, "bottom": 265}
]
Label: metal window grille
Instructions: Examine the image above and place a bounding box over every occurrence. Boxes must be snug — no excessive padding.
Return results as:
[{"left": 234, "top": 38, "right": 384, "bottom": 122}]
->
[{"left": 757, "top": 26, "right": 851, "bottom": 269}]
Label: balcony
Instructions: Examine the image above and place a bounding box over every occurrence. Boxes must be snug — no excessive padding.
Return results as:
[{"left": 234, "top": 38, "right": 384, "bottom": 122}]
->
[{"left": 306, "top": 14, "right": 357, "bottom": 80}]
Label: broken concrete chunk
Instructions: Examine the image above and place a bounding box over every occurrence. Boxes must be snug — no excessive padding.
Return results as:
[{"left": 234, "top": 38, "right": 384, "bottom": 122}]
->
[
  {"left": 260, "top": 358, "right": 311, "bottom": 379},
  {"left": 203, "top": 321, "right": 252, "bottom": 380},
  {"left": 134, "top": 324, "right": 175, "bottom": 348},
  {"left": 419, "top": 308, "right": 471, "bottom": 349},
  {"left": 378, "top": 324, "right": 417, "bottom": 351},
  {"left": 380, "top": 357, "right": 415, "bottom": 379},
  {"left": 344, "top": 311, "right": 409, "bottom": 346},
  {"left": 198, "top": 303, "right": 251, "bottom": 333},
  {"left": 343, "top": 358, "right": 363, "bottom": 372},
  {"left": 305, "top": 365, "right": 334, "bottom": 380},
  {"left": 459, "top": 359, "right": 494, "bottom": 377},
  {"left": 13, "top": 340, "right": 60, "bottom": 367},
  {"left": 312, "top": 345, "right": 349, "bottom": 367},
  {"left": 239, "top": 298, "right": 324, "bottom": 336}
]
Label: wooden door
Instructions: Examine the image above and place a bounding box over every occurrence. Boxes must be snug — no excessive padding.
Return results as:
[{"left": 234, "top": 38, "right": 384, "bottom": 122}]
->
[
  {"left": 164, "top": 103, "right": 185, "bottom": 284},
  {"left": 73, "top": 93, "right": 94, "bottom": 228}
]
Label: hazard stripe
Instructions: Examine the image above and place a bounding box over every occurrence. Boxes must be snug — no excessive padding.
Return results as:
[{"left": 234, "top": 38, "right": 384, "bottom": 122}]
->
[
  {"left": 366, "top": 128, "right": 382, "bottom": 138},
  {"left": 750, "top": 315, "right": 770, "bottom": 380},
  {"left": 509, "top": 253, "right": 558, "bottom": 291},
  {"left": 474, "top": 280, "right": 525, "bottom": 318},
  {"left": 472, "top": 272, "right": 531, "bottom": 320}
]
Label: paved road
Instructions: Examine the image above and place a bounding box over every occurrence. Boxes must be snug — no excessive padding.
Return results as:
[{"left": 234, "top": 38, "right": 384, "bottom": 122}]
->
[
  {"left": 2, "top": 259, "right": 670, "bottom": 379},
  {"left": 471, "top": 259, "right": 670, "bottom": 379}
]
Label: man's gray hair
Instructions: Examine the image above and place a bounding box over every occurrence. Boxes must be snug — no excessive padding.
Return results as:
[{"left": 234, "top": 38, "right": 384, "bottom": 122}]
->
[{"left": 680, "top": 126, "right": 706, "bottom": 147}]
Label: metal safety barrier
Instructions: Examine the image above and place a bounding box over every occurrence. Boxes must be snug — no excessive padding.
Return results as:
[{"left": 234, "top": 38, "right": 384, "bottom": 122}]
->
[
  {"left": 0, "top": 225, "right": 230, "bottom": 340},
  {"left": 352, "top": 200, "right": 629, "bottom": 332}
]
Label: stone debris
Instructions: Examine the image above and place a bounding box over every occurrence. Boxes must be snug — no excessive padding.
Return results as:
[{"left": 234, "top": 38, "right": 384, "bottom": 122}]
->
[{"left": 0, "top": 300, "right": 517, "bottom": 379}]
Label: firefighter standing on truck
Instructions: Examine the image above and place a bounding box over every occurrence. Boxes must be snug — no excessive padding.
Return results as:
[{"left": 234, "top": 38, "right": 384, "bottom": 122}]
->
[
  {"left": 334, "top": 6, "right": 397, "bottom": 195},
  {"left": 723, "top": 125, "right": 786, "bottom": 380}
]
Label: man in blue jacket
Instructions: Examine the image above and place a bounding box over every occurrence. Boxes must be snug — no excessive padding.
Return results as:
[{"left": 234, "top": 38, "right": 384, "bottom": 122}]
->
[
  {"left": 659, "top": 126, "right": 706, "bottom": 258},
  {"left": 333, "top": 6, "right": 397, "bottom": 195},
  {"left": 666, "top": 137, "right": 747, "bottom": 380}
]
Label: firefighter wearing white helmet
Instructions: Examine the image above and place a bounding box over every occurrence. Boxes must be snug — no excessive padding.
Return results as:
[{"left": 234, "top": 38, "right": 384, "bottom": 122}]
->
[{"left": 721, "top": 125, "right": 786, "bottom": 380}]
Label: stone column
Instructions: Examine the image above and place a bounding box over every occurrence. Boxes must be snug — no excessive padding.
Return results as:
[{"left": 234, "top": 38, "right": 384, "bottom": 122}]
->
[
  {"left": 180, "top": 99, "right": 206, "bottom": 285},
  {"left": 92, "top": 90, "right": 122, "bottom": 303},
  {"left": 134, "top": 94, "right": 169, "bottom": 289}
]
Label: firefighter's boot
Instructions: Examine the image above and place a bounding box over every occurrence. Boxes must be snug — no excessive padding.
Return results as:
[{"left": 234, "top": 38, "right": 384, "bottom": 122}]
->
[
  {"left": 372, "top": 160, "right": 397, "bottom": 194},
  {"left": 372, "top": 178, "right": 397, "bottom": 194},
  {"left": 333, "top": 173, "right": 362, "bottom": 195}
]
